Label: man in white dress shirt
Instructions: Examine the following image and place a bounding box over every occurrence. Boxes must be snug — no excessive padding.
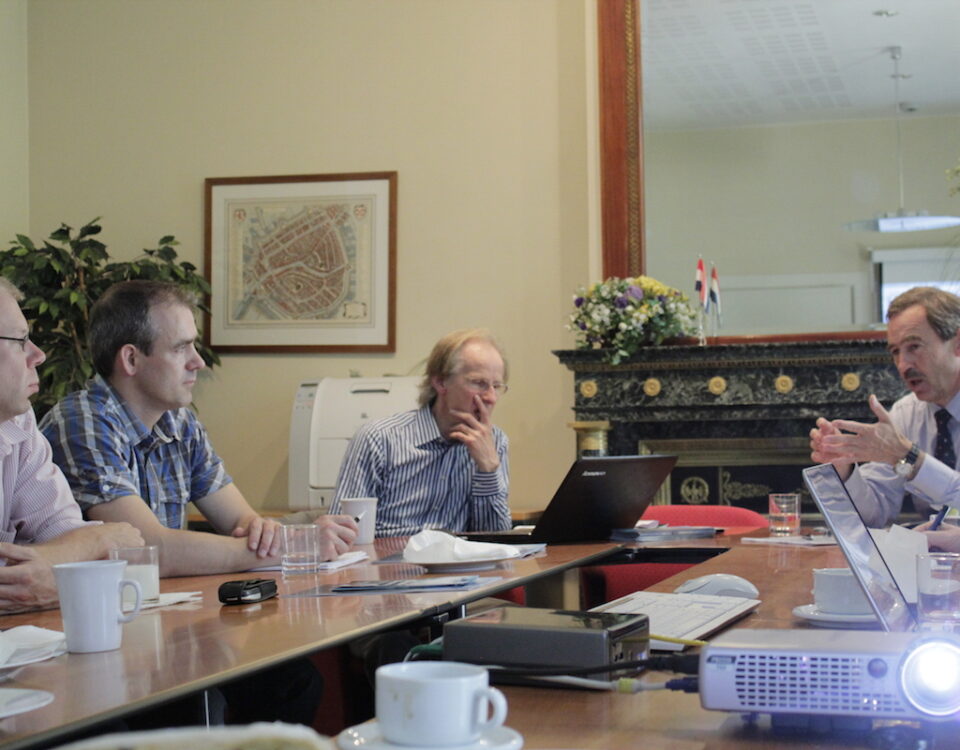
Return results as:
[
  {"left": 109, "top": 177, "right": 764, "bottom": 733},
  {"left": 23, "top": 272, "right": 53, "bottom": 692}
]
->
[
  {"left": 0, "top": 277, "right": 142, "bottom": 613},
  {"left": 811, "top": 286, "right": 960, "bottom": 530}
]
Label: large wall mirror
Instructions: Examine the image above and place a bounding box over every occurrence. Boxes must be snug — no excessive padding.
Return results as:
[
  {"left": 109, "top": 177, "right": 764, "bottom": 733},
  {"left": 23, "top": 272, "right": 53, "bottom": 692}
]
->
[{"left": 604, "top": 0, "right": 960, "bottom": 337}]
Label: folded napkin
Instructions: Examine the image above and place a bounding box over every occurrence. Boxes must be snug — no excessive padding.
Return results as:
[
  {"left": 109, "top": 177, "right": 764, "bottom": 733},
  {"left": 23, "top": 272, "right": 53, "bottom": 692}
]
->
[
  {"left": 0, "top": 626, "right": 66, "bottom": 667},
  {"left": 121, "top": 591, "right": 203, "bottom": 614},
  {"left": 403, "top": 530, "right": 523, "bottom": 564}
]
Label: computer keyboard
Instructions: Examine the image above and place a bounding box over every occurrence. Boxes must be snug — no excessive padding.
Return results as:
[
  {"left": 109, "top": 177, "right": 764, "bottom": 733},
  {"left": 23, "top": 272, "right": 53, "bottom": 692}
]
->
[{"left": 591, "top": 590, "right": 760, "bottom": 651}]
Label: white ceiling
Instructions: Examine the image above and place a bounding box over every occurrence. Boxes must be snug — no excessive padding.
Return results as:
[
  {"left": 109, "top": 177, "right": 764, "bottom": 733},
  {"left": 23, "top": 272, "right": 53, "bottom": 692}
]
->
[{"left": 642, "top": 0, "right": 960, "bottom": 130}]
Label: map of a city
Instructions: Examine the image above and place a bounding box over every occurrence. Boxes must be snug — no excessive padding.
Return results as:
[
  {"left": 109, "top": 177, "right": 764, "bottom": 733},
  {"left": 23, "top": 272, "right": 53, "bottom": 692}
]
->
[{"left": 225, "top": 198, "right": 372, "bottom": 325}]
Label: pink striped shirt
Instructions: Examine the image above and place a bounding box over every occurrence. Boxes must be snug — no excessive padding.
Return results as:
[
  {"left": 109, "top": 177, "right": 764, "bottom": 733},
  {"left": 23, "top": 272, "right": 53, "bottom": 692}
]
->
[{"left": 0, "top": 410, "right": 89, "bottom": 544}]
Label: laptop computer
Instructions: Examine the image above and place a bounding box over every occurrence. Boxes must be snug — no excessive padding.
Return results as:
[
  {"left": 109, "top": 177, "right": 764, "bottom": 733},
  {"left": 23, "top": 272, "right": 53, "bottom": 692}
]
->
[
  {"left": 802, "top": 463, "right": 918, "bottom": 632},
  {"left": 462, "top": 454, "right": 677, "bottom": 544}
]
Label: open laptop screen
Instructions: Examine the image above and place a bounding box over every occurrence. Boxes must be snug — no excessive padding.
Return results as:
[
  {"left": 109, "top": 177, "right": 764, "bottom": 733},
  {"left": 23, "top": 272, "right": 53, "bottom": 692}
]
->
[
  {"left": 463, "top": 454, "right": 677, "bottom": 544},
  {"left": 802, "top": 464, "right": 917, "bottom": 632}
]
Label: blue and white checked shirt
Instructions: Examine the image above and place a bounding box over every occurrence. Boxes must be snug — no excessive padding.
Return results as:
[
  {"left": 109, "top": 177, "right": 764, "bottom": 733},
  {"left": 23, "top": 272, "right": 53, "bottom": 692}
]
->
[
  {"left": 329, "top": 406, "right": 510, "bottom": 537},
  {"left": 39, "top": 375, "right": 232, "bottom": 530}
]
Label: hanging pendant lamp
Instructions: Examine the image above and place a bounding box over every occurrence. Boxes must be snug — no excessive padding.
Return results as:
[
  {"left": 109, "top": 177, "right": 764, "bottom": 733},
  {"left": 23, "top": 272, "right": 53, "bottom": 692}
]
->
[{"left": 844, "top": 46, "right": 960, "bottom": 233}]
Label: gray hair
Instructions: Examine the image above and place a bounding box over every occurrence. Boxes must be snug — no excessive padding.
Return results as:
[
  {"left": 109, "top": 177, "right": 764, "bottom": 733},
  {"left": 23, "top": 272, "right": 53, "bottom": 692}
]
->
[
  {"left": 417, "top": 328, "right": 507, "bottom": 407},
  {"left": 887, "top": 286, "right": 960, "bottom": 342},
  {"left": 0, "top": 277, "right": 24, "bottom": 302}
]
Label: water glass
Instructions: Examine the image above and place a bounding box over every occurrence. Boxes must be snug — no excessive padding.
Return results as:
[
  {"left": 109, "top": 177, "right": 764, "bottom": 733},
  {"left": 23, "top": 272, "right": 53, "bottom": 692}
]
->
[
  {"left": 109, "top": 545, "right": 160, "bottom": 605},
  {"left": 917, "top": 552, "right": 960, "bottom": 631},
  {"left": 768, "top": 493, "right": 801, "bottom": 536},
  {"left": 281, "top": 524, "right": 321, "bottom": 575}
]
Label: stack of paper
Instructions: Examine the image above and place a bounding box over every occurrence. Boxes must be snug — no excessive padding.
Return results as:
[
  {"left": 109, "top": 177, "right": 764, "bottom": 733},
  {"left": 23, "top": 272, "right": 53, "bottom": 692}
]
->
[{"left": 612, "top": 526, "right": 717, "bottom": 542}]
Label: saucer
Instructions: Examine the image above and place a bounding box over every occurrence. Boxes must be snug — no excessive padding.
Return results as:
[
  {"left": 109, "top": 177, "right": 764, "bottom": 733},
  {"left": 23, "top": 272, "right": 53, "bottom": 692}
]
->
[
  {"left": 337, "top": 720, "right": 523, "bottom": 750},
  {"left": 793, "top": 603, "right": 879, "bottom": 629}
]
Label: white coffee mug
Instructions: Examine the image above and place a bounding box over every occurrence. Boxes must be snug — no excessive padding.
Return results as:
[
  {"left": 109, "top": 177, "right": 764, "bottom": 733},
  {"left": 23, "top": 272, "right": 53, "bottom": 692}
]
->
[
  {"left": 812, "top": 567, "right": 872, "bottom": 616},
  {"left": 376, "top": 661, "right": 507, "bottom": 747},
  {"left": 54, "top": 560, "right": 142, "bottom": 653},
  {"left": 340, "top": 497, "right": 377, "bottom": 544}
]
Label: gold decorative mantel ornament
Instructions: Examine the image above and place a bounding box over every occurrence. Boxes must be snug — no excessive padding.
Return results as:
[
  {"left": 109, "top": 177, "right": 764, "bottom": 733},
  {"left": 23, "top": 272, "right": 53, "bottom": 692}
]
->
[
  {"left": 567, "top": 421, "right": 611, "bottom": 457},
  {"left": 579, "top": 380, "right": 598, "bottom": 399},
  {"left": 774, "top": 375, "right": 795, "bottom": 394},
  {"left": 643, "top": 378, "right": 661, "bottom": 397},
  {"left": 841, "top": 372, "right": 861, "bottom": 392},
  {"left": 708, "top": 376, "right": 727, "bottom": 395}
]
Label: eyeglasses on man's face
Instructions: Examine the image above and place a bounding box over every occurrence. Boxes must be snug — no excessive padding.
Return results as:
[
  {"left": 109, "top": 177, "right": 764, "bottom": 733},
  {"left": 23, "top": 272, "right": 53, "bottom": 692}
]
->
[
  {"left": 461, "top": 377, "right": 509, "bottom": 396},
  {"left": 0, "top": 333, "right": 30, "bottom": 352}
]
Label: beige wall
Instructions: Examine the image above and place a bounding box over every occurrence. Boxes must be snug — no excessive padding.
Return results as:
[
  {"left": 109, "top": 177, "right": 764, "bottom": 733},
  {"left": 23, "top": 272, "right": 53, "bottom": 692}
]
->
[
  {"left": 0, "top": 0, "right": 29, "bottom": 239},
  {"left": 25, "top": 0, "right": 591, "bottom": 512},
  {"left": 646, "top": 115, "right": 960, "bottom": 294}
]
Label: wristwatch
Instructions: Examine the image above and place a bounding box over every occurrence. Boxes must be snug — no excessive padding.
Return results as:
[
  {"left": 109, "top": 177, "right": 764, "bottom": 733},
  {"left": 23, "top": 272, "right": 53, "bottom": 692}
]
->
[{"left": 894, "top": 443, "right": 921, "bottom": 478}]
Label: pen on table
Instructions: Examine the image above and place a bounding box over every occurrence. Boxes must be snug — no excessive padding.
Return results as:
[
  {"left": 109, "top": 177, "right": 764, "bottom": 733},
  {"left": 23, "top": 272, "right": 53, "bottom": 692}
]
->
[{"left": 929, "top": 506, "right": 949, "bottom": 531}]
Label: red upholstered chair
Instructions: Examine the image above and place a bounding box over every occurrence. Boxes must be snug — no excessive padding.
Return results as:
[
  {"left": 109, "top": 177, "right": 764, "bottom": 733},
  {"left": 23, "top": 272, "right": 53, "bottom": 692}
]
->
[
  {"left": 639, "top": 504, "right": 767, "bottom": 531},
  {"left": 579, "top": 505, "right": 767, "bottom": 609}
]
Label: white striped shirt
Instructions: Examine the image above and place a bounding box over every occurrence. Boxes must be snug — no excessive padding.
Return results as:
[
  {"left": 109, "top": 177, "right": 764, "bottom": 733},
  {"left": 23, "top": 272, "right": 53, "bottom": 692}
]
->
[
  {"left": 330, "top": 406, "right": 510, "bottom": 536},
  {"left": 848, "top": 389, "right": 960, "bottom": 526},
  {"left": 0, "top": 410, "right": 89, "bottom": 544}
]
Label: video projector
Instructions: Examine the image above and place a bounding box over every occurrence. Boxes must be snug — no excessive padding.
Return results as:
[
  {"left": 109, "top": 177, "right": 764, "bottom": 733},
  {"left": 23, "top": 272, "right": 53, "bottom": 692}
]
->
[{"left": 700, "top": 629, "right": 960, "bottom": 721}]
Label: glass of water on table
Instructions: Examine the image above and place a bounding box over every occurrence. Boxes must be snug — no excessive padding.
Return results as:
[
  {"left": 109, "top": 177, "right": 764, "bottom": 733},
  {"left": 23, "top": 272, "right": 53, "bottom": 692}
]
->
[{"left": 768, "top": 493, "right": 801, "bottom": 536}]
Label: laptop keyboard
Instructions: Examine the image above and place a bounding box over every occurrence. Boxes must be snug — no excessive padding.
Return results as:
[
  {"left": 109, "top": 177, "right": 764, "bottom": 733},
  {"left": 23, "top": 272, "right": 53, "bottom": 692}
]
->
[{"left": 592, "top": 590, "right": 760, "bottom": 651}]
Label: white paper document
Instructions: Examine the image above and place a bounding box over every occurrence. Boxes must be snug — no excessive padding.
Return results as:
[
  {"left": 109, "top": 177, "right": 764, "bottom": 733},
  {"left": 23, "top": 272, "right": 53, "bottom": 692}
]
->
[{"left": 741, "top": 535, "right": 836, "bottom": 547}]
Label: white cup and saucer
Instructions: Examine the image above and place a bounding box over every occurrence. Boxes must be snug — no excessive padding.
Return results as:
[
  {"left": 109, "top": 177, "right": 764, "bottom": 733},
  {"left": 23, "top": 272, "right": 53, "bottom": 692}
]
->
[
  {"left": 336, "top": 661, "right": 522, "bottom": 750},
  {"left": 792, "top": 567, "right": 879, "bottom": 628}
]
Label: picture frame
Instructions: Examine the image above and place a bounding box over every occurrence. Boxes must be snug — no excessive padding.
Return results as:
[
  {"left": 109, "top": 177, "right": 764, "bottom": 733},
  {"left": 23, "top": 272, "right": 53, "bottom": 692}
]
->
[{"left": 203, "top": 172, "right": 397, "bottom": 353}]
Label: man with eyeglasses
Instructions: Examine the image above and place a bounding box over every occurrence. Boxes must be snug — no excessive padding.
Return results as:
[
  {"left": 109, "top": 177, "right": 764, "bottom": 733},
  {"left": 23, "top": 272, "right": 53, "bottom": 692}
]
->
[
  {"left": 0, "top": 277, "right": 143, "bottom": 613},
  {"left": 330, "top": 328, "right": 511, "bottom": 536}
]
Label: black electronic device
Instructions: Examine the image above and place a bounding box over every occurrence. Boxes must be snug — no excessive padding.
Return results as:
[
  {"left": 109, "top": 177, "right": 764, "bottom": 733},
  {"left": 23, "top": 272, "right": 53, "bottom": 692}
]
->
[
  {"left": 218, "top": 578, "right": 278, "bottom": 605},
  {"left": 460, "top": 454, "right": 677, "bottom": 544},
  {"left": 443, "top": 605, "right": 649, "bottom": 679}
]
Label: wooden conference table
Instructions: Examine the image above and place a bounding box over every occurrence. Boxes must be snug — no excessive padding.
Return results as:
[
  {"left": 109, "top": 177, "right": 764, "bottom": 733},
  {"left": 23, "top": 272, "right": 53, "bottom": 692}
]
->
[
  {"left": 0, "top": 531, "right": 944, "bottom": 750},
  {"left": 0, "top": 538, "right": 618, "bottom": 750},
  {"left": 504, "top": 536, "right": 959, "bottom": 750}
]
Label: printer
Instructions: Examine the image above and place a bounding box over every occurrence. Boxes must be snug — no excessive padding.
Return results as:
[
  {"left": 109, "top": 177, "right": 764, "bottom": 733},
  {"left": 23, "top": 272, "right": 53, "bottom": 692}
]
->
[{"left": 287, "top": 376, "right": 421, "bottom": 510}]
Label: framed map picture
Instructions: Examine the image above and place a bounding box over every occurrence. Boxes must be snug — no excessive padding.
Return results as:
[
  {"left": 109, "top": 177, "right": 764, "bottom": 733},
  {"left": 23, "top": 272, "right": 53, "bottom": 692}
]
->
[{"left": 204, "top": 172, "right": 397, "bottom": 353}]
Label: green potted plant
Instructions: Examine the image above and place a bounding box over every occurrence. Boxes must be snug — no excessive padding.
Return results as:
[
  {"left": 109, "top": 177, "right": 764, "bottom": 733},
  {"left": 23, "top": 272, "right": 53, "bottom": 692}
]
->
[{"left": 0, "top": 218, "right": 219, "bottom": 418}]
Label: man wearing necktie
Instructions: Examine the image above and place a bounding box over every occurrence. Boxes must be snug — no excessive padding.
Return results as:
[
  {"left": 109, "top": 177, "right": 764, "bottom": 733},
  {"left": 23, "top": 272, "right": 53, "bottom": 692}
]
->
[{"left": 810, "top": 286, "right": 960, "bottom": 530}]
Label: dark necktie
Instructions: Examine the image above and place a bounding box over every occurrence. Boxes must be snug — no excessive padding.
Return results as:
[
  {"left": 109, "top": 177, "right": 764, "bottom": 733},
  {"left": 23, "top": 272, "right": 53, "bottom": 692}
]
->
[
  {"left": 910, "top": 409, "right": 956, "bottom": 518},
  {"left": 935, "top": 409, "right": 957, "bottom": 470}
]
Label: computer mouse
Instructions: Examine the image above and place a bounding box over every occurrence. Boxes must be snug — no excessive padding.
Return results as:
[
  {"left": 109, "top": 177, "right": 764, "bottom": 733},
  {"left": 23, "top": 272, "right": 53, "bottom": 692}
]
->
[{"left": 673, "top": 573, "right": 759, "bottom": 599}]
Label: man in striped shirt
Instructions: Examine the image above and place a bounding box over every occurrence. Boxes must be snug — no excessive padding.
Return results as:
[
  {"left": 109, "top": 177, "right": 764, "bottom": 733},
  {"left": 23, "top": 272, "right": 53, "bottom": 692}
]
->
[
  {"left": 331, "top": 328, "right": 511, "bottom": 536},
  {"left": 0, "top": 278, "right": 144, "bottom": 613},
  {"left": 41, "top": 280, "right": 358, "bottom": 576}
]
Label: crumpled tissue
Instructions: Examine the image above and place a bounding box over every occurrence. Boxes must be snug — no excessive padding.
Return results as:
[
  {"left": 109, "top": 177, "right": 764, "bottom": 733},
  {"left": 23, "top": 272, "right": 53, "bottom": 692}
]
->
[{"left": 403, "top": 529, "right": 522, "bottom": 564}]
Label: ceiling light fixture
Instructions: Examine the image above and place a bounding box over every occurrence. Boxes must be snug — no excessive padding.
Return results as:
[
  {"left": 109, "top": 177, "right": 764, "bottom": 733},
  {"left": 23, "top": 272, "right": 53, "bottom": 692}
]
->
[{"left": 844, "top": 46, "right": 960, "bottom": 233}]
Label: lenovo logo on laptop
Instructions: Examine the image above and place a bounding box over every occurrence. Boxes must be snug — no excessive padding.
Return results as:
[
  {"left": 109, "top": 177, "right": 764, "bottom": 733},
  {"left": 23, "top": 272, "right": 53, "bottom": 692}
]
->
[{"left": 581, "top": 470, "right": 607, "bottom": 477}]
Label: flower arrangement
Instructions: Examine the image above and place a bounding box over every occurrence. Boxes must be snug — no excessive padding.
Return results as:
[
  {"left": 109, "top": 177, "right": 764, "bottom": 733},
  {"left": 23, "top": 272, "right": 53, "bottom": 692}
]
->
[{"left": 568, "top": 276, "right": 697, "bottom": 364}]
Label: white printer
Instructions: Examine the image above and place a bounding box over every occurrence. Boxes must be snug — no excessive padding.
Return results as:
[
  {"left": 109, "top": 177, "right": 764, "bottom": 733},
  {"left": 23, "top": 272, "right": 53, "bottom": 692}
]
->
[{"left": 287, "top": 376, "right": 421, "bottom": 510}]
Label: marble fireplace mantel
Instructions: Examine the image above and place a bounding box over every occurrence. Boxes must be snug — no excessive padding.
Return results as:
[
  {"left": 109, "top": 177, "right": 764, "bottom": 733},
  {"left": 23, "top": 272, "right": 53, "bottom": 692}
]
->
[{"left": 554, "top": 332, "right": 904, "bottom": 510}]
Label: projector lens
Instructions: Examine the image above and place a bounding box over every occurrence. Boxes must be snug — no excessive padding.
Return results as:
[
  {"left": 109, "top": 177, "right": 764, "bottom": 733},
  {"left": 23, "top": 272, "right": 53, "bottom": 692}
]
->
[{"left": 900, "top": 638, "right": 960, "bottom": 717}]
